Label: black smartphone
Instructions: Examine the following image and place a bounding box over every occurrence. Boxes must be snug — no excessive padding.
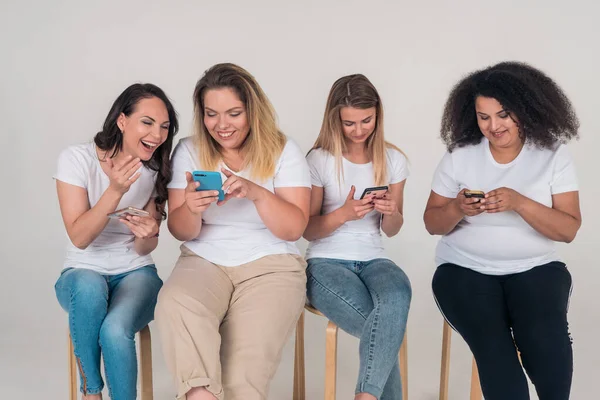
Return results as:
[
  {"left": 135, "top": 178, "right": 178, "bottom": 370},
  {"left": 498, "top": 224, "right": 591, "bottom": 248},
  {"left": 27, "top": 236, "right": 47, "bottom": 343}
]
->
[
  {"left": 464, "top": 190, "right": 485, "bottom": 199},
  {"left": 360, "top": 186, "right": 389, "bottom": 200}
]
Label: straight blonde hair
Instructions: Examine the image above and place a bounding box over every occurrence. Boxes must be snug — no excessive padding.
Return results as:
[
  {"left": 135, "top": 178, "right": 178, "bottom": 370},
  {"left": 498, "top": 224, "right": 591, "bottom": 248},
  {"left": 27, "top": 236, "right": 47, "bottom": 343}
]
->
[
  {"left": 192, "top": 63, "right": 286, "bottom": 180},
  {"left": 311, "top": 74, "right": 404, "bottom": 186}
]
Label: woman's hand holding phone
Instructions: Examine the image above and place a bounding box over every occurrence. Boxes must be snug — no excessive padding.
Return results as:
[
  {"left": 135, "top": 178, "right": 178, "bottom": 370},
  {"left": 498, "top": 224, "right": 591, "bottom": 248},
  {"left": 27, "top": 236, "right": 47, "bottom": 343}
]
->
[
  {"left": 119, "top": 214, "right": 159, "bottom": 239},
  {"left": 106, "top": 155, "right": 143, "bottom": 195},
  {"left": 340, "top": 185, "right": 374, "bottom": 222},
  {"left": 483, "top": 187, "right": 524, "bottom": 213},
  {"left": 219, "top": 168, "right": 262, "bottom": 204},
  {"left": 372, "top": 194, "right": 399, "bottom": 216},
  {"left": 184, "top": 172, "right": 219, "bottom": 215},
  {"left": 456, "top": 189, "right": 486, "bottom": 216}
]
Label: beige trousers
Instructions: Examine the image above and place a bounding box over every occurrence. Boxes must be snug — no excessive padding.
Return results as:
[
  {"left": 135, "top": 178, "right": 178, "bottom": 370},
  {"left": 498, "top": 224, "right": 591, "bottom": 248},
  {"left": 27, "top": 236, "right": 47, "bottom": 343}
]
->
[{"left": 156, "top": 245, "right": 306, "bottom": 400}]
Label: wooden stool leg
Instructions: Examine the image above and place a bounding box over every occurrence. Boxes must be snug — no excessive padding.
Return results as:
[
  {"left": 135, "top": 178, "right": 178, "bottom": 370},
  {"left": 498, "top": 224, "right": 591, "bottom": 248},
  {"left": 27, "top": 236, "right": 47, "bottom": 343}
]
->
[
  {"left": 399, "top": 330, "right": 408, "bottom": 400},
  {"left": 439, "top": 321, "right": 452, "bottom": 400},
  {"left": 293, "top": 311, "right": 306, "bottom": 400},
  {"left": 325, "top": 321, "right": 338, "bottom": 400},
  {"left": 470, "top": 357, "right": 482, "bottom": 400},
  {"left": 68, "top": 333, "right": 77, "bottom": 400},
  {"left": 139, "top": 326, "right": 154, "bottom": 400}
]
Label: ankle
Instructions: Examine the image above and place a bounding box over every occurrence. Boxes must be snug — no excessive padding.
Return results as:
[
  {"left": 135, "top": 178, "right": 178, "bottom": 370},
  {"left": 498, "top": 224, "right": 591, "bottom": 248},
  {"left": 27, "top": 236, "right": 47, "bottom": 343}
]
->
[
  {"left": 187, "top": 386, "right": 217, "bottom": 400},
  {"left": 82, "top": 394, "right": 102, "bottom": 400},
  {"left": 354, "top": 393, "right": 377, "bottom": 400}
]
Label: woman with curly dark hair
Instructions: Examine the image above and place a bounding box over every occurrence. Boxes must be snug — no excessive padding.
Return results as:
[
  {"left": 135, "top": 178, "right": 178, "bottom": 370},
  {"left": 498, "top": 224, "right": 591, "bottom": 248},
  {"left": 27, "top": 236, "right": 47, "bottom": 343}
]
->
[{"left": 424, "top": 62, "right": 581, "bottom": 400}]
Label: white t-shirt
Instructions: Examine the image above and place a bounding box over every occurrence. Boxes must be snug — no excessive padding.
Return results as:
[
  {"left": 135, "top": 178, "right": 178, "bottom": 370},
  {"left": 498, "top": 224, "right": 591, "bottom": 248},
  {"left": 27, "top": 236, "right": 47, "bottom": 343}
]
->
[
  {"left": 305, "top": 147, "right": 409, "bottom": 261},
  {"left": 53, "top": 142, "right": 157, "bottom": 275},
  {"left": 168, "top": 136, "right": 311, "bottom": 267},
  {"left": 432, "top": 137, "right": 578, "bottom": 275}
]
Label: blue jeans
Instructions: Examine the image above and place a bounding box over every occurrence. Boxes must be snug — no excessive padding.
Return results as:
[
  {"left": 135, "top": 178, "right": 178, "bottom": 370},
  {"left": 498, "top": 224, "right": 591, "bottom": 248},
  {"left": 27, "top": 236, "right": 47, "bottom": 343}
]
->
[
  {"left": 55, "top": 265, "right": 163, "bottom": 400},
  {"left": 306, "top": 258, "right": 411, "bottom": 400}
]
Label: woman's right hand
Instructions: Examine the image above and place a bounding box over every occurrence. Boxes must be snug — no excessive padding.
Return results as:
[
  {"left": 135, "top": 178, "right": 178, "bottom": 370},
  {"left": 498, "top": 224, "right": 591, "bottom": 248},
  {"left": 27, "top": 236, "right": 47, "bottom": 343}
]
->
[
  {"left": 106, "top": 155, "right": 143, "bottom": 194},
  {"left": 341, "top": 185, "right": 374, "bottom": 222},
  {"left": 184, "top": 172, "right": 219, "bottom": 215},
  {"left": 456, "top": 189, "right": 486, "bottom": 216}
]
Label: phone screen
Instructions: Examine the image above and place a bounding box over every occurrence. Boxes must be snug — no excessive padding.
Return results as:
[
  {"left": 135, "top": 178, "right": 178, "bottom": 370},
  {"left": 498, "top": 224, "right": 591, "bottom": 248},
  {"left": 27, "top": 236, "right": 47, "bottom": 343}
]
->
[{"left": 360, "top": 186, "right": 389, "bottom": 200}]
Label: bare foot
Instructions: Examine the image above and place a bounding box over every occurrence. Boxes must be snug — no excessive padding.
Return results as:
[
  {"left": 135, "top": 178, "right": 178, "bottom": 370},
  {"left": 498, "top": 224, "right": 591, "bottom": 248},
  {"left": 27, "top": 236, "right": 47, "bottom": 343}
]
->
[
  {"left": 187, "top": 386, "right": 217, "bottom": 400},
  {"left": 354, "top": 393, "right": 377, "bottom": 400}
]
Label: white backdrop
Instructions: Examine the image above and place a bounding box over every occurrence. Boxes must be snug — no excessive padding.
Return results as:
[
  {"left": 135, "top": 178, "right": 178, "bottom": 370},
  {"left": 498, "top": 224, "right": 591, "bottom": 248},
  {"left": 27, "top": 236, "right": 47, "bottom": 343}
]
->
[{"left": 1, "top": 0, "right": 598, "bottom": 398}]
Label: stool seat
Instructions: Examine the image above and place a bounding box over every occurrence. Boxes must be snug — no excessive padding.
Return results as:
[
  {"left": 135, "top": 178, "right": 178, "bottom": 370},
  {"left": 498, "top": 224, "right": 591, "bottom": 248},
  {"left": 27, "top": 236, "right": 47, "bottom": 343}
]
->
[{"left": 304, "top": 304, "right": 323, "bottom": 316}]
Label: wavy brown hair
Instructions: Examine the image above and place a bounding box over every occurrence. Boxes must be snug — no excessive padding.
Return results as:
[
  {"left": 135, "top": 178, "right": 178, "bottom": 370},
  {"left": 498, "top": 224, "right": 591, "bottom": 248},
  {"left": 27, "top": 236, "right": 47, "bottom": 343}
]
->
[{"left": 94, "top": 83, "right": 179, "bottom": 219}]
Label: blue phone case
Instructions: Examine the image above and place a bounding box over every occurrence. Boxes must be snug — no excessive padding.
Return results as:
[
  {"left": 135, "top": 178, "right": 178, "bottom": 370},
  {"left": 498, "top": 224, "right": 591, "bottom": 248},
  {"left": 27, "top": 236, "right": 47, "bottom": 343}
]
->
[{"left": 192, "top": 171, "right": 225, "bottom": 201}]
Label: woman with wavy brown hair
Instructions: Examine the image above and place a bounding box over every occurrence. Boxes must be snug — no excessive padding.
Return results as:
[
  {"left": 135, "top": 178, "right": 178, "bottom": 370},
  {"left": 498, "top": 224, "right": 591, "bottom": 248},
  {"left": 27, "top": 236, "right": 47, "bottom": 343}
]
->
[{"left": 54, "top": 83, "right": 178, "bottom": 400}]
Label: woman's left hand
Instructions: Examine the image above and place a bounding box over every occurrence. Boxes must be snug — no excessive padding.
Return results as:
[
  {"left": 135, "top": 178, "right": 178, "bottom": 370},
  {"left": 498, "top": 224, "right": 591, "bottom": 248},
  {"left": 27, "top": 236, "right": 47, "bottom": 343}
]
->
[
  {"left": 484, "top": 187, "right": 525, "bottom": 213},
  {"left": 120, "top": 214, "right": 159, "bottom": 239},
  {"left": 219, "top": 168, "right": 263, "bottom": 204},
  {"left": 373, "top": 194, "right": 401, "bottom": 217}
]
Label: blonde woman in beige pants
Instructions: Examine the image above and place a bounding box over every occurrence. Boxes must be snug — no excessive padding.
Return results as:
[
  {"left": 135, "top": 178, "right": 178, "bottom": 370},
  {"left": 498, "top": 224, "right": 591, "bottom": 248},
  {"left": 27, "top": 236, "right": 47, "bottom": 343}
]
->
[{"left": 155, "top": 63, "right": 311, "bottom": 400}]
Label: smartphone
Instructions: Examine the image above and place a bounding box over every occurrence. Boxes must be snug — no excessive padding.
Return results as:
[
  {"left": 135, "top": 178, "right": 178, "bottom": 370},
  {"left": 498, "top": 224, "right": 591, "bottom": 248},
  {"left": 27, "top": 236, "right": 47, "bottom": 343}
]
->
[
  {"left": 360, "top": 186, "right": 389, "bottom": 200},
  {"left": 192, "top": 171, "right": 225, "bottom": 201},
  {"left": 108, "top": 207, "right": 150, "bottom": 219},
  {"left": 464, "top": 190, "right": 485, "bottom": 199}
]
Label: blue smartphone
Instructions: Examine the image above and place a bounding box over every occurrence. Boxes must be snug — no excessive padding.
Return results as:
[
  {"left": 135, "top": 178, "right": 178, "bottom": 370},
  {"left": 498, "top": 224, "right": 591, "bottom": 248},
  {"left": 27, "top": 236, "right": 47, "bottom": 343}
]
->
[{"left": 192, "top": 171, "right": 225, "bottom": 201}]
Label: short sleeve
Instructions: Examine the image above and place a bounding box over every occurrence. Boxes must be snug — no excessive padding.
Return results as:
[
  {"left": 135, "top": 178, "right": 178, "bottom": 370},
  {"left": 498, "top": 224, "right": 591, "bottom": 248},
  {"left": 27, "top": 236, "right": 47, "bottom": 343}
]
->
[
  {"left": 53, "top": 146, "right": 88, "bottom": 188},
  {"left": 387, "top": 148, "right": 410, "bottom": 184},
  {"left": 550, "top": 145, "right": 579, "bottom": 194},
  {"left": 168, "top": 138, "right": 198, "bottom": 189},
  {"left": 306, "top": 149, "right": 326, "bottom": 187},
  {"left": 273, "top": 138, "right": 311, "bottom": 188},
  {"left": 431, "top": 151, "right": 459, "bottom": 198}
]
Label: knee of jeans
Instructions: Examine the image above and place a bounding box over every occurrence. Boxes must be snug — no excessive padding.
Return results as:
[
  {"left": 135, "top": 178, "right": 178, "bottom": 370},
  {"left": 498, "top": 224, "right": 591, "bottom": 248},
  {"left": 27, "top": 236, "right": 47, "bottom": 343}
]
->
[
  {"left": 381, "top": 275, "right": 412, "bottom": 308},
  {"left": 99, "top": 319, "right": 135, "bottom": 346},
  {"left": 68, "top": 270, "right": 108, "bottom": 300}
]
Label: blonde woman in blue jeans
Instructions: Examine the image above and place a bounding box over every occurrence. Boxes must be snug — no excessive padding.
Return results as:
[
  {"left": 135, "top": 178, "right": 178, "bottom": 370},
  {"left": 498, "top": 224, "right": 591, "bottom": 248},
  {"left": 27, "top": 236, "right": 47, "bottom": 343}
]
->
[{"left": 303, "top": 74, "right": 411, "bottom": 400}]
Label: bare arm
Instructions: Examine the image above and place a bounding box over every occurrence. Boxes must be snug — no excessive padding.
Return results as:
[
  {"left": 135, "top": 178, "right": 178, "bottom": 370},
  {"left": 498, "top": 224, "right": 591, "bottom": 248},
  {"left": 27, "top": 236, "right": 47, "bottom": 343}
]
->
[
  {"left": 303, "top": 186, "right": 345, "bottom": 242},
  {"left": 253, "top": 186, "right": 311, "bottom": 241},
  {"left": 423, "top": 189, "right": 484, "bottom": 235},
  {"left": 485, "top": 188, "right": 581, "bottom": 243},
  {"left": 378, "top": 181, "right": 406, "bottom": 237},
  {"left": 56, "top": 181, "right": 123, "bottom": 249},
  {"left": 55, "top": 155, "right": 143, "bottom": 249},
  {"left": 119, "top": 198, "right": 161, "bottom": 256},
  {"left": 167, "top": 172, "right": 219, "bottom": 242},
  {"left": 303, "top": 185, "right": 374, "bottom": 241}
]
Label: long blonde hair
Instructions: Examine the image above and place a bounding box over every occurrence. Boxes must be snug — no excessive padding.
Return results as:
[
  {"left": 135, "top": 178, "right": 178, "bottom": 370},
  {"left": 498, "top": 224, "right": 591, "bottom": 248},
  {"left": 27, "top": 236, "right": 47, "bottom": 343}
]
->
[
  {"left": 192, "top": 63, "right": 286, "bottom": 180},
  {"left": 311, "top": 74, "right": 403, "bottom": 186}
]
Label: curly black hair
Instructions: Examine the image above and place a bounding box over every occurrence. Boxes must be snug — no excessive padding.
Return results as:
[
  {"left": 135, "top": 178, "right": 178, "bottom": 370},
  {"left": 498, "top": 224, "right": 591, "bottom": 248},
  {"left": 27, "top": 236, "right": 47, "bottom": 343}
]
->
[{"left": 440, "top": 61, "right": 579, "bottom": 151}]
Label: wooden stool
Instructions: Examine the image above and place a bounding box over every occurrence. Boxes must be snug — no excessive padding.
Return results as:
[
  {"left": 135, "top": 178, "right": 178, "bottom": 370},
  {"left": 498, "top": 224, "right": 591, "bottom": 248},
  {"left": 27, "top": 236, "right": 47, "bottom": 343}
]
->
[
  {"left": 294, "top": 305, "right": 408, "bottom": 400},
  {"left": 439, "top": 320, "right": 482, "bottom": 400},
  {"left": 439, "top": 320, "right": 523, "bottom": 400},
  {"left": 68, "top": 325, "right": 154, "bottom": 400}
]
